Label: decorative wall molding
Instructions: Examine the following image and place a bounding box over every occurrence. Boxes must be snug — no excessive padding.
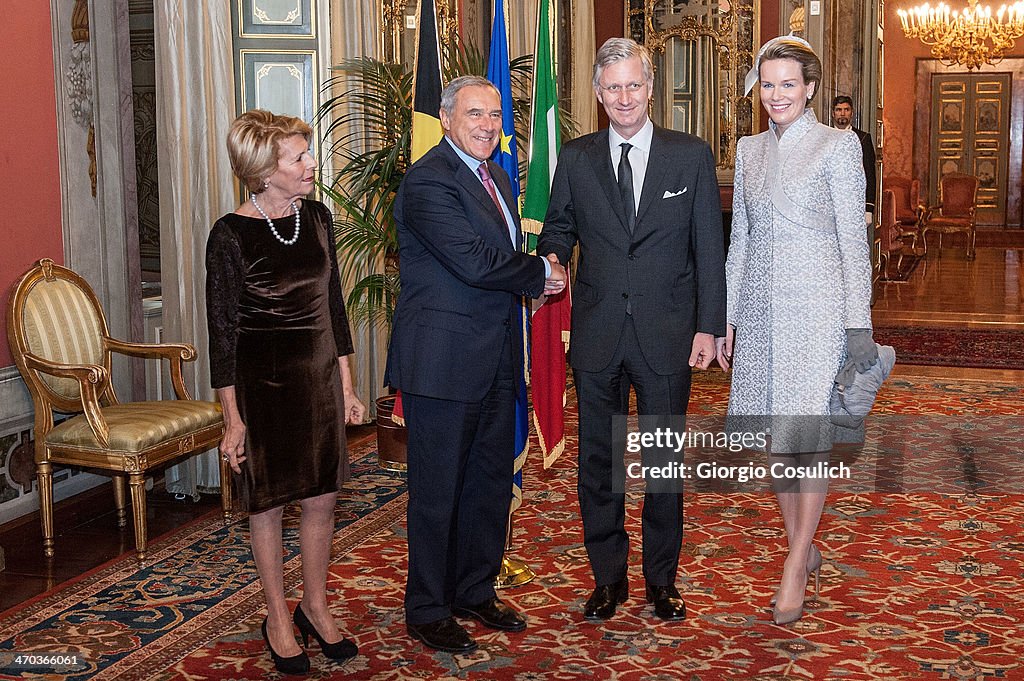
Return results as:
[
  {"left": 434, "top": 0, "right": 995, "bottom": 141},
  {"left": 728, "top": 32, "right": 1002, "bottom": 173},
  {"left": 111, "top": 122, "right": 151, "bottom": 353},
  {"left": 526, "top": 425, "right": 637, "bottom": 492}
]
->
[{"left": 0, "top": 368, "right": 32, "bottom": 432}]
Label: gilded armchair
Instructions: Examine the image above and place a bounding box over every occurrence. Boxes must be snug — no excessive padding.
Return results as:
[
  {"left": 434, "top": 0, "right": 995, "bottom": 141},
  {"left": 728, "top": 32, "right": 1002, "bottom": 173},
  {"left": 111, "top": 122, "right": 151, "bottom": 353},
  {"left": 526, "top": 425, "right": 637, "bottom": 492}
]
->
[
  {"left": 881, "top": 176, "right": 926, "bottom": 254},
  {"left": 6, "top": 259, "right": 230, "bottom": 561},
  {"left": 877, "top": 189, "right": 904, "bottom": 279},
  {"left": 921, "top": 173, "right": 980, "bottom": 260}
]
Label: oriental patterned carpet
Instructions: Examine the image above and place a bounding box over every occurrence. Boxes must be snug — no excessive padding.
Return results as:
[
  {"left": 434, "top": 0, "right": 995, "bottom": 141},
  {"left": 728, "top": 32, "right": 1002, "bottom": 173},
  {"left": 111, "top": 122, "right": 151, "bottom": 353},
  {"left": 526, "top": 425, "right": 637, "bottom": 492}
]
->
[
  {"left": 1, "top": 372, "right": 1023, "bottom": 680},
  {"left": 872, "top": 326, "right": 1024, "bottom": 370}
]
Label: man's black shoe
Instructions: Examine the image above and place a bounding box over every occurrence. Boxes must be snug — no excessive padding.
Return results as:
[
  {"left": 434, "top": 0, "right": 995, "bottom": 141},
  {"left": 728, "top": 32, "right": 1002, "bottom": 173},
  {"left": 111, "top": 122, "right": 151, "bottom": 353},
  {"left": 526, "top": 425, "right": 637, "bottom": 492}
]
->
[
  {"left": 646, "top": 584, "right": 687, "bottom": 621},
  {"left": 453, "top": 597, "right": 527, "bottom": 632},
  {"left": 407, "top": 617, "right": 478, "bottom": 653},
  {"left": 583, "top": 577, "right": 628, "bottom": 620}
]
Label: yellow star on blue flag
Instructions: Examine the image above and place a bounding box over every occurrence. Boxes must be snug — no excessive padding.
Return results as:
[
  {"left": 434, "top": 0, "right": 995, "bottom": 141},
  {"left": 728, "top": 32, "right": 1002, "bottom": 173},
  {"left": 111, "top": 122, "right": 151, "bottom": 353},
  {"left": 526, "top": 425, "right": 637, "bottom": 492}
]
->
[{"left": 486, "top": 1, "right": 520, "bottom": 201}]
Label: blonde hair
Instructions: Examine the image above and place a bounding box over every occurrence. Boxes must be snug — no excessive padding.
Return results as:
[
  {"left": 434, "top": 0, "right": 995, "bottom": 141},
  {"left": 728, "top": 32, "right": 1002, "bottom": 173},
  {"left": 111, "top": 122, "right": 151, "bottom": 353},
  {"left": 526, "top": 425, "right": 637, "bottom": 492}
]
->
[
  {"left": 227, "top": 110, "right": 312, "bottom": 193},
  {"left": 758, "top": 39, "right": 822, "bottom": 101}
]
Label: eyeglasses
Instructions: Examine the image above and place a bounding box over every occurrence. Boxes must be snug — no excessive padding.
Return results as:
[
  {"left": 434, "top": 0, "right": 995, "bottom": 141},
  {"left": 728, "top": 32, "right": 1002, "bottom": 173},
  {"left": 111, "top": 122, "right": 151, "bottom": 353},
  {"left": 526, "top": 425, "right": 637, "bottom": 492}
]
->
[{"left": 599, "top": 82, "right": 646, "bottom": 94}]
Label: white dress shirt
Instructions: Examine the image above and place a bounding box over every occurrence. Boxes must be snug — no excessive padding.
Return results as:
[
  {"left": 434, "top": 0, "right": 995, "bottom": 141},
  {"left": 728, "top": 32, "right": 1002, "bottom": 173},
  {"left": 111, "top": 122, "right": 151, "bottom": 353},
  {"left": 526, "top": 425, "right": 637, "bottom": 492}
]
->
[{"left": 608, "top": 118, "right": 654, "bottom": 213}]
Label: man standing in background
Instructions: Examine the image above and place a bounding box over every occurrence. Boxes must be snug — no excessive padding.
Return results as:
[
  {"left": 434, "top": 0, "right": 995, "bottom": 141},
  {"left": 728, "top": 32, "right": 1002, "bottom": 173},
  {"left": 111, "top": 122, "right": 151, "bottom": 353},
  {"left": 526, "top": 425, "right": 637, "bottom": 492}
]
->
[{"left": 832, "top": 95, "right": 877, "bottom": 223}]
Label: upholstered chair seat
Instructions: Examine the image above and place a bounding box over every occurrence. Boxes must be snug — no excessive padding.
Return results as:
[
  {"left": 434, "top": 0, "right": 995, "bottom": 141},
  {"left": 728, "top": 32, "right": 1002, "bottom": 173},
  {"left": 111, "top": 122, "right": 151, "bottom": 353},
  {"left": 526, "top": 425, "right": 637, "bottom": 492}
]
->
[{"left": 46, "top": 401, "right": 223, "bottom": 452}]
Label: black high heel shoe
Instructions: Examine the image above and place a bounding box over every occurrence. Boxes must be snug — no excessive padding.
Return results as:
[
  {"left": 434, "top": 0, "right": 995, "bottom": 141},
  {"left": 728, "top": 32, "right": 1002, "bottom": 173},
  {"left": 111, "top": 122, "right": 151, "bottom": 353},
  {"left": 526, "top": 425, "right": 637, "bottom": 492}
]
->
[
  {"left": 294, "top": 604, "right": 358, "bottom": 661},
  {"left": 261, "top": 617, "right": 310, "bottom": 675}
]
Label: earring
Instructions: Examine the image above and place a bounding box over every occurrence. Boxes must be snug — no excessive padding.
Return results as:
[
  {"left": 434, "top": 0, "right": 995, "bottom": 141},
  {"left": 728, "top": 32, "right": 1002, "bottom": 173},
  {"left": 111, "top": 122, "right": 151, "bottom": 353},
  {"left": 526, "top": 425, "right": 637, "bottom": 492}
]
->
[{"left": 263, "top": 180, "right": 270, "bottom": 189}]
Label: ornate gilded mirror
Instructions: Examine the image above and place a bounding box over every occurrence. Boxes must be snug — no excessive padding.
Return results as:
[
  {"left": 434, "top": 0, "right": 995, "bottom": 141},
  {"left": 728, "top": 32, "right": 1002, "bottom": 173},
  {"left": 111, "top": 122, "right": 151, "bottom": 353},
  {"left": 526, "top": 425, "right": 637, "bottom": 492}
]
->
[
  {"left": 382, "top": 0, "right": 460, "bottom": 69},
  {"left": 628, "top": 0, "right": 758, "bottom": 169}
]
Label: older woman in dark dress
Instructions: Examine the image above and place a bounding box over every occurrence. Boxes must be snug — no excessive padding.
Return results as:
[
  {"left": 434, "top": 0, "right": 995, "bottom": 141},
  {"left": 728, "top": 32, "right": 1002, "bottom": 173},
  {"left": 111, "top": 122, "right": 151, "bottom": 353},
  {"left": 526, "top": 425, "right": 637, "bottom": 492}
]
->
[{"left": 206, "top": 109, "right": 365, "bottom": 675}]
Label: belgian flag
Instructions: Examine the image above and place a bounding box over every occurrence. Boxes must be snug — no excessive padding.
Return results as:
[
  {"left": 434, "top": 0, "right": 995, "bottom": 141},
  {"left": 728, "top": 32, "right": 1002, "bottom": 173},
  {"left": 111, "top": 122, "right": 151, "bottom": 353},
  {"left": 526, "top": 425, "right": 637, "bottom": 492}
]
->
[{"left": 410, "top": 0, "right": 443, "bottom": 163}]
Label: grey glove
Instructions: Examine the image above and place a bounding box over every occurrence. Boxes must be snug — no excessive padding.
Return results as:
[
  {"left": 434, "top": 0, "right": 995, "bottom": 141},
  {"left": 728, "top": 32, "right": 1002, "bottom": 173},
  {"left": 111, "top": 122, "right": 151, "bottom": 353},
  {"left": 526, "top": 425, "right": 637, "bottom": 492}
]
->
[{"left": 836, "top": 328, "right": 879, "bottom": 387}]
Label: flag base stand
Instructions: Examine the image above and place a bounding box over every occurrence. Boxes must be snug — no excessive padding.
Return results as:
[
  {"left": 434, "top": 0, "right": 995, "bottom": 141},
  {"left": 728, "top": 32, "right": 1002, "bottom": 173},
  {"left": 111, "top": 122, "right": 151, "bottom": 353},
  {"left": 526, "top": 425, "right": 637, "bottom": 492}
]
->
[
  {"left": 495, "top": 555, "right": 535, "bottom": 589},
  {"left": 494, "top": 510, "right": 534, "bottom": 589}
]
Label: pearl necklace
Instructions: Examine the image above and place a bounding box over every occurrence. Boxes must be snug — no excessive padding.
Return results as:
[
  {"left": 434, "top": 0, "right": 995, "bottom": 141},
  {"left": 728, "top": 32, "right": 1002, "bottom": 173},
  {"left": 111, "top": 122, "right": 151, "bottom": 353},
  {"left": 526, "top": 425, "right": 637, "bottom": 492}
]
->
[{"left": 251, "top": 194, "right": 300, "bottom": 245}]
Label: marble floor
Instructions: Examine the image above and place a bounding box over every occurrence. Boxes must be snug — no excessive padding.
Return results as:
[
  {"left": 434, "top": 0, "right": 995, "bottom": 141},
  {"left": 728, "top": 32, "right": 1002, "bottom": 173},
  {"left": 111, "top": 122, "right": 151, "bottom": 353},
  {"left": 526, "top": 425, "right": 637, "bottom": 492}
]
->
[{"left": 874, "top": 242, "right": 1024, "bottom": 383}]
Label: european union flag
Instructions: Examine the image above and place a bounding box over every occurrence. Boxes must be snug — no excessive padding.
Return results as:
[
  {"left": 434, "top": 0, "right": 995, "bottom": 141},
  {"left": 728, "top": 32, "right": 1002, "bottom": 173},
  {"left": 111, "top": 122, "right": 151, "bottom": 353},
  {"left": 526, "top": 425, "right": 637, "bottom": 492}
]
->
[
  {"left": 486, "top": 0, "right": 521, "bottom": 201},
  {"left": 486, "top": 0, "right": 528, "bottom": 514}
]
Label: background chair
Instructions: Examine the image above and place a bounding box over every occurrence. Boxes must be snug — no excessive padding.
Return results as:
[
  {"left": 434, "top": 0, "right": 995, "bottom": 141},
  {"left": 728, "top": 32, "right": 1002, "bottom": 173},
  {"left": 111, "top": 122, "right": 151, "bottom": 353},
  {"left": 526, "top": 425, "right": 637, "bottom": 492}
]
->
[
  {"left": 6, "top": 258, "right": 230, "bottom": 561},
  {"left": 881, "top": 176, "right": 926, "bottom": 255},
  {"left": 921, "top": 173, "right": 980, "bottom": 260},
  {"left": 877, "top": 189, "right": 906, "bottom": 280}
]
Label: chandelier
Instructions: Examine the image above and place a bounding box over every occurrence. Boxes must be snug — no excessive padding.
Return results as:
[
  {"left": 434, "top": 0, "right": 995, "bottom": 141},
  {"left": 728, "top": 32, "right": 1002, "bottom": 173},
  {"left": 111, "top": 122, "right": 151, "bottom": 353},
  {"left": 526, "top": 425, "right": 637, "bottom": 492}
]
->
[{"left": 897, "top": 0, "right": 1024, "bottom": 70}]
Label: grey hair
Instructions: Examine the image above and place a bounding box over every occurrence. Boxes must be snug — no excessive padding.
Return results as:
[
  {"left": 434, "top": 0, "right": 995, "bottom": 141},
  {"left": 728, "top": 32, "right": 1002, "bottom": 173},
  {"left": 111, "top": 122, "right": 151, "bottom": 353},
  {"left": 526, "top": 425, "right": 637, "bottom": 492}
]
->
[
  {"left": 592, "top": 37, "right": 654, "bottom": 90},
  {"left": 440, "top": 75, "right": 500, "bottom": 114}
]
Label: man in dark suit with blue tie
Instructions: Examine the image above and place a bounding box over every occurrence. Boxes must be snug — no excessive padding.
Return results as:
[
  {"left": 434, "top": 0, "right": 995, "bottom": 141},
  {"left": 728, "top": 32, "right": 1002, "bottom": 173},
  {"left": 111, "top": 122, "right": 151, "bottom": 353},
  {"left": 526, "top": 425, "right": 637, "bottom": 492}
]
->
[
  {"left": 386, "top": 75, "right": 567, "bottom": 653},
  {"left": 538, "top": 38, "right": 726, "bottom": 622}
]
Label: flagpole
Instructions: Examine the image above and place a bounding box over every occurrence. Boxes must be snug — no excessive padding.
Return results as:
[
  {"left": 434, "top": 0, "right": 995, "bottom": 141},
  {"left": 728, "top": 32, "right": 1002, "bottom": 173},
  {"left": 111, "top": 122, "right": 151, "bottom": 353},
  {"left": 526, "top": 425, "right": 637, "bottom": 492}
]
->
[{"left": 487, "top": 0, "right": 536, "bottom": 590}]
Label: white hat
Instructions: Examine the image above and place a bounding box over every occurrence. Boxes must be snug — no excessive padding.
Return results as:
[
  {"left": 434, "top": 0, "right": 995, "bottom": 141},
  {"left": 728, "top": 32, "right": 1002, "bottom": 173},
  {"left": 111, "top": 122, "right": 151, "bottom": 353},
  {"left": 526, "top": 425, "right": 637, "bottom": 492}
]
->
[{"left": 743, "top": 34, "right": 815, "bottom": 95}]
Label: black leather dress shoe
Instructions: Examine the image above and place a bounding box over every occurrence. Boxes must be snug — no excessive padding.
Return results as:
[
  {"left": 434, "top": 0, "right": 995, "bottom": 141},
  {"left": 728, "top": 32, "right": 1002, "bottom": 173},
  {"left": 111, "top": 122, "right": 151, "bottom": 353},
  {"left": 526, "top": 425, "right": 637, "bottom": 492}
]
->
[
  {"left": 583, "top": 577, "right": 628, "bottom": 620},
  {"left": 407, "top": 617, "right": 478, "bottom": 653},
  {"left": 453, "top": 597, "right": 527, "bottom": 632},
  {"left": 646, "top": 584, "right": 687, "bottom": 621}
]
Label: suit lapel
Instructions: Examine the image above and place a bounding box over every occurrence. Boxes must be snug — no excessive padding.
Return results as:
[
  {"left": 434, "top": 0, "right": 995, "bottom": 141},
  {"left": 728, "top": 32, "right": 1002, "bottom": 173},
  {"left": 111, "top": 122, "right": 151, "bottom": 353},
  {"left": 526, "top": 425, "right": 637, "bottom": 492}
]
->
[
  {"left": 584, "top": 131, "right": 631, "bottom": 236},
  {"left": 490, "top": 163, "right": 523, "bottom": 251},
  {"left": 635, "top": 127, "right": 669, "bottom": 226},
  {"left": 448, "top": 152, "right": 515, "bottom": 251}
]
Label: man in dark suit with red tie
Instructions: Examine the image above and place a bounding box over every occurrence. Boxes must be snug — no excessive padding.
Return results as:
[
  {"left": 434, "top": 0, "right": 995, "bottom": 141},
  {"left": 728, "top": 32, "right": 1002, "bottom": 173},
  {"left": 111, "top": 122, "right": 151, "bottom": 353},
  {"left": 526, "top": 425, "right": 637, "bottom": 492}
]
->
[
  {"left": 385, "top": 75, "right": 566, "bottom": 653},
  {"left": 538, "top": 38, "right": 726, "bottom": 622}
]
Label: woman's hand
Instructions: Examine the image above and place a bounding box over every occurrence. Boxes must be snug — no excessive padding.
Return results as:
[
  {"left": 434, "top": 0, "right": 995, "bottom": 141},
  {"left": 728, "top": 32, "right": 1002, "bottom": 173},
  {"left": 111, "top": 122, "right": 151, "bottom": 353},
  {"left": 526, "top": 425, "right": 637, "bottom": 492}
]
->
[
  {"left": 716, "top": 326, "right": 735, "bottom": 371},
  {"left": 344, "top": 390, "right": 367, "bottom": 425},
  {"left": 219, "top": 420, "right": 246, "bottom": 474},
  {"left": 215, "top": 386, "right": 246, "bottom": 474},
  {"left": 338, "top": 355, "right": 366, "bottom": 425}
]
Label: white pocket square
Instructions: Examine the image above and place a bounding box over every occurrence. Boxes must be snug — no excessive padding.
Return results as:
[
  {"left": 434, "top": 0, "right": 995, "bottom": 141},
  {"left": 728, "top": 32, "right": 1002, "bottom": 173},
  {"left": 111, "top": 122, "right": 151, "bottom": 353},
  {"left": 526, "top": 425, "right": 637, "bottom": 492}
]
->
[{"left": 662, "top": 188, "right": 687, "bottom": 199}]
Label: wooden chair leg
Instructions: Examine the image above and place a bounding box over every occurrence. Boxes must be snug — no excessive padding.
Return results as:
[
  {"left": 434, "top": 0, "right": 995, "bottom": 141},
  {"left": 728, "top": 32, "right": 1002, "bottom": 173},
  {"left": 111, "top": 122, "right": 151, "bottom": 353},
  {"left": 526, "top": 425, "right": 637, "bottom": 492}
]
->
[
  {"left": 219, "top": 453, "right": 233, "bottom": 522},
  {"left": 37, "top": 462, "right": 55, "bottom": 559},
  {"left": 129, "top": 473, "right": 148, "bottom": 562},
  {"left": 113, "top": 475, "right": 128, "bottom": 528},
  {"left": 968, "top": 227, "right": 976, "bottom": 260}
]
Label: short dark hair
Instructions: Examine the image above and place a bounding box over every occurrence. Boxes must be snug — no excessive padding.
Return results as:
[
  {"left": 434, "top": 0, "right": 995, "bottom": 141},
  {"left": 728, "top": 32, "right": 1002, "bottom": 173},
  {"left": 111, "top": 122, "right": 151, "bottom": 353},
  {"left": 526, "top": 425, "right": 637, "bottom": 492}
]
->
[{"left": 832, "top": 95, "right": 854, "bottom": 109}]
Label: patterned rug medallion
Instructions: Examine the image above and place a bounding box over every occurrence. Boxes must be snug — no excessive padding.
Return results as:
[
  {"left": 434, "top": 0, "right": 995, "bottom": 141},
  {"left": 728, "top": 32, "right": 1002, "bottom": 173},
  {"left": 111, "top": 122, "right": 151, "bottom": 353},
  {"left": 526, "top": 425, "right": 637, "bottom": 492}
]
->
[{"left": 1, "top": 372, "right": 1022, "bottom": 680}]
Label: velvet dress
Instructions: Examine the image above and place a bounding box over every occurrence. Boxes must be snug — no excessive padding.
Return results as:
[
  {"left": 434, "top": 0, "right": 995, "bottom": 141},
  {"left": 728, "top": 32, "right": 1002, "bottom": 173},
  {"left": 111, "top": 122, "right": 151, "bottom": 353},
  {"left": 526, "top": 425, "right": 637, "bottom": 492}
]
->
[{"left": 206, "top": 199, "right": 354, "bottom": 512}]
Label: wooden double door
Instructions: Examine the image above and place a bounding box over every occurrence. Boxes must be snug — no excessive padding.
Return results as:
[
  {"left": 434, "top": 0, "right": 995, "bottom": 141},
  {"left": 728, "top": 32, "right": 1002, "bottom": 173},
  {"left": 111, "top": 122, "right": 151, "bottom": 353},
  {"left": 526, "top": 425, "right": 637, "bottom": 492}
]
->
[{"left": 929, "top": 72, "right": 1012, "bottom": 225}]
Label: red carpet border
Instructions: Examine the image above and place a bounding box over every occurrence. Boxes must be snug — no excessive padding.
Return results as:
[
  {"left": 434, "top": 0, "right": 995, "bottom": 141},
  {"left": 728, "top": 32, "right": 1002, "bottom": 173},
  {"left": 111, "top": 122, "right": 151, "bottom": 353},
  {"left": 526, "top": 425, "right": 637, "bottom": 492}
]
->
[
  {"left": 0, "top": 372, "right": 1022, "bottom": 680},
  {"left": 872, "top": 326, "right": 1024, "bottom": 370}
]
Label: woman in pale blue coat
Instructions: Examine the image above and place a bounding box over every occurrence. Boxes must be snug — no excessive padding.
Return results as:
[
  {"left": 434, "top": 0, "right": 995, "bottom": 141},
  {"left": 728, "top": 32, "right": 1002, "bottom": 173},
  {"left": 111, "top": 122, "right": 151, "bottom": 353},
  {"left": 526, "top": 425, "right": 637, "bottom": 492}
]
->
[{"left": 717, "top": 37, "right": 877, "bottom": 625}]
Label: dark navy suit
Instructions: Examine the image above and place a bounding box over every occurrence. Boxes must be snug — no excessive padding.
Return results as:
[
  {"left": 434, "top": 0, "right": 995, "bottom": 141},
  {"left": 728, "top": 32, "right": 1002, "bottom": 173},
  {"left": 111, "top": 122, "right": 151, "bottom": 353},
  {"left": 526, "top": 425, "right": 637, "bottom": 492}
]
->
[{"left": 385, "top": 138, "right": 545, "bottom": 624}]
